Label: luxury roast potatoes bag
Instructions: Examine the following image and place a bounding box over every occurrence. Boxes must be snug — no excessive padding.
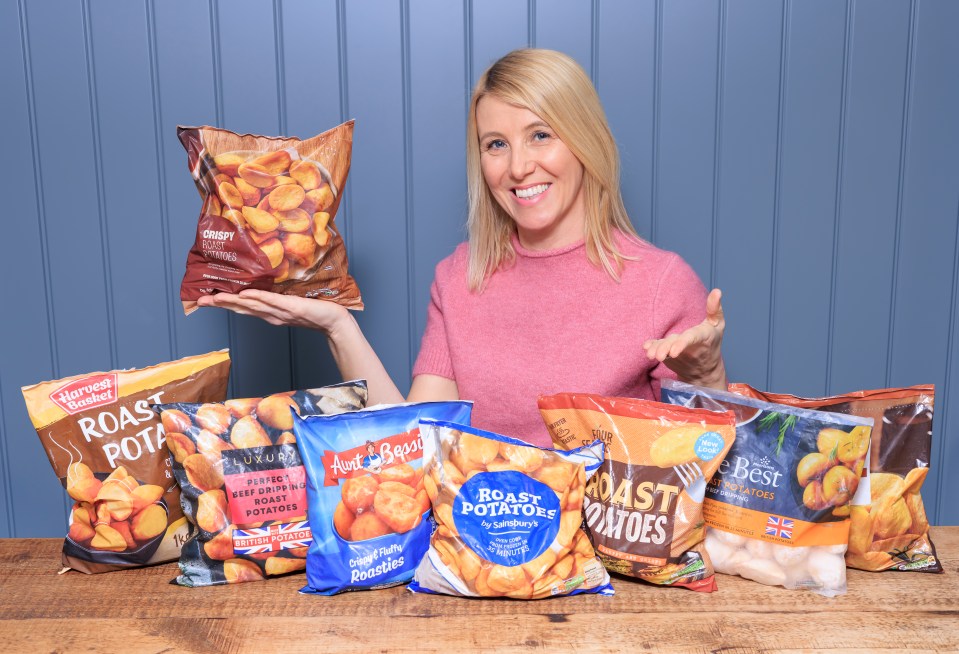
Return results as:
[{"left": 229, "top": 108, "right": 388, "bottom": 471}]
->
[
  {"left": 294, "top": 401, "right": 473, "bottom": 595},
  {"left": 662, "top": 380, "right": 873, "bottom": 597},
  {"left": 155, "top": 381, "right": 368, "bottom": 586},
  {"left": 21, "top": 350, "right": 231, "bottom": 573},
  {"left": 538, "top": 393, "right": 736, "bottom": 592},
  {"left": 409, "top": 419, "right": 613, "bottom": 599},
  {"left": 729, "top": 382, "right": 941, "bottom": 573},
  {"left": 177, "top": 121, "right": 362, "bottom": 314}
]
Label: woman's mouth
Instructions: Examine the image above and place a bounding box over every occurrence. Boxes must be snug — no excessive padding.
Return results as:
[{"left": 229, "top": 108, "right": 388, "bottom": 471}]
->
[{"left": 513, "top": 183, "right": 550, "bottom": 200}]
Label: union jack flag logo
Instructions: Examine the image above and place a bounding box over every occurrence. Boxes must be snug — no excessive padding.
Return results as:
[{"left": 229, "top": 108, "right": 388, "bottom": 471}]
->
[
  {"left": 765, "top": 515, "right": 794, "bottom": 539},
  {"left": 233, "top": 520, "right": 312, "bottom": 555}
]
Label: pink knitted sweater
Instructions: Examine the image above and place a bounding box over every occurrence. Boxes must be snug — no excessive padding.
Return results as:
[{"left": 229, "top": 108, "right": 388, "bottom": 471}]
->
[{"left": 412, "top": 231, "right": 707, "bottom": 447}]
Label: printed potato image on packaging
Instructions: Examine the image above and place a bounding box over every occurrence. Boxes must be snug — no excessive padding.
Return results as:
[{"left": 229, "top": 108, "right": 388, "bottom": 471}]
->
[
  {"left": 729, "top": 383, "right": 941, "bottom": 573},
  {"left": 156, "top": 381, "right": 368, "bottom": 586},
  {"left": 662, "top": 380, "right": 873, "bottom": 597},
  {"left": 537, "top": 393, "right": 736, "bottom": 592},
  {"left": 177, "top": 121, "right": 362, "bottom": 314},
  {"left": 21, "top": 350, "right": 231, "bottom": 574},
  {"left": 293, "top": 401, "right": 473, "bottom": 595},
  {"left": 409, "top": 419, "right": 613, "bottom": 599}
]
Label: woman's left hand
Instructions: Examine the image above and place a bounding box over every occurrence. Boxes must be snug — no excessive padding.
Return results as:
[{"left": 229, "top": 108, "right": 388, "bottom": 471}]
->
[{"left": 644, "top": 288, "right": 727, "bottom": 389}]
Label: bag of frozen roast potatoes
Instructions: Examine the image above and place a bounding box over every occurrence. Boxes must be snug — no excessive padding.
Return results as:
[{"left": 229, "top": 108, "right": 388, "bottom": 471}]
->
[
  {"left": 177, "top": 121, "right": 362, "bottom": 314},
  {"left": 21, "top": 350, "right": 231, "bottom": 573},
  {"left": 156, "top": 381, "right": 368, "bottom": 587},
  {"left": 729, "top": 382, "right": 941, "bottom": 573}
]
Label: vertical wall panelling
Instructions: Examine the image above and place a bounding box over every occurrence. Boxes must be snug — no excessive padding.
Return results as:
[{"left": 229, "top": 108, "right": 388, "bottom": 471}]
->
[
  {"left": 891, "top": 0, "right": 959, "bottom": 526},
  {"left": 20, "top": 0, "right": 118, "bottom": 534},
  {"left": 280, "top": 0, "right": 345, "bottom": 392},
  {"left": 0, "top": 1, "right": 56, "bottom": 536},
  {"left": 596, "top": 0, "right": 657, "bottom": 239},
  {"left": 151, "top": 0, "right": 231, "bottom": 366},
  {"left": 713, "top": 0, "right": 783, "bottom": 387},
  {"left": 409, "top": 1, "right": 468, "bottom": 356},
  {"left": 215, "top": 0, "right": 293, "bottom": 398},
  {"left": 534, "top": 0, "right": 592, "bottom": 71},
  {"left": 3, "top": 1, "right": 959, "bottom": 536},
  {"left": 768, "top": 0, "right": 847, "bottom": 395},
  {"left": 88, "top": 1, "right": 174, "bottom": 370},
  {"left": 470, "top": 0, "right": 530, "bottom": 82},
  {"left": 828, "top": 0, "right": 910, "bottom": 394},
  {"left": 654, "top": 1, "right": 720, "bottom": 286},
  {"left": 343, "top": 0, "right": 413, "bottom": 394}
]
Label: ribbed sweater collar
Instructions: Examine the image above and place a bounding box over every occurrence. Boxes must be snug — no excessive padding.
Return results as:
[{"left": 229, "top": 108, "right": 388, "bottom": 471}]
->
[{"left": 510, "top": 232, "right": 586, "bottom": 259}]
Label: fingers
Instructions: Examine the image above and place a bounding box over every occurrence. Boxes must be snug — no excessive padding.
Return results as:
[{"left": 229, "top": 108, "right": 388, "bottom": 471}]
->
[{"left": 706, "top": 288, "right": 725, "bottom": 327}]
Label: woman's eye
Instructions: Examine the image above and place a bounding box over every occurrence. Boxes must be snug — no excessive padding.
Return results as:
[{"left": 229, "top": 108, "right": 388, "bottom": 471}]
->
[
  {"left": 485, "top": 139, "right": 507, "bottom": 151},
  {"left": 532, "top": 131, "right": 551, "bottom": 142}
]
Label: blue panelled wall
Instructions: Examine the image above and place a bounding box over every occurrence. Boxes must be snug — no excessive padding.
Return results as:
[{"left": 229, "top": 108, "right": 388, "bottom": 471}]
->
[{"left": 1, "top": 0, "right": 957, "bottom": 536}]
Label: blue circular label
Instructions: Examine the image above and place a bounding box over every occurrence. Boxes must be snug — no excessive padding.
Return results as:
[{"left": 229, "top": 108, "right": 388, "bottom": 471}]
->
[
  {"left": 452, "top": 471, "right": 561, "bottom": 566},
  {"left": 694, "top": 431, "right": 725, "bottom": 462}
]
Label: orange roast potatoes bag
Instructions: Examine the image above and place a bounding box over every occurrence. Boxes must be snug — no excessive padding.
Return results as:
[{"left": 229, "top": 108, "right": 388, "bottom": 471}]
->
[
  {"left": 729, "top": 383, "right": 941, "bottom": 573},
  {"left": 538, "top": 393, "right": 736, "bottom": 592},
  {"left": 21, "top": 350, "right": 231, "bottom": 573},
  {"left": 177, "top": 121, "right": 362, "bottom": 314}
]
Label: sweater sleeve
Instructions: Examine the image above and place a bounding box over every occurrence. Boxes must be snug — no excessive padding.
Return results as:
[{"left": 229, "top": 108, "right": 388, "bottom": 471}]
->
[
  {"left": 412, "top": 260, "right": 456, "bottom": 381},
  {"left": 649, "top": 252, "right": 709, "bottom": 398}
]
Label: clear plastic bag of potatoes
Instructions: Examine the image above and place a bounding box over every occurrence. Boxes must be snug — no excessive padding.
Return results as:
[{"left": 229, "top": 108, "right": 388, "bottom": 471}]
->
[
  {"left": 662, "top": 380, "right": 874, "bottom": 597},
  {"left": 409, "top": 419, "right": 613, "bottom": 599}
]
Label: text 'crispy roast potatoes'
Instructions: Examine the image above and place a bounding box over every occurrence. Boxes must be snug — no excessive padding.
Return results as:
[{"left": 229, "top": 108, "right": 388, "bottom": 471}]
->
[
  {"left": 409, "top": 420, "right": 613, "bottom": 599},
  {"left": 538, "top": 393, "right": 736, "bottom": 592},
  {"left": 293, "top": 402, "right": 473, "bottom": 595},
  {"left": 21, "top": 350, "right": 231, "bottom": 574},
  {"left": 662, "top": 380, "right": 875, "bottom": 598},
  {"left": 728, "top": 382, "right": 941, "bottom": 573},
  {"left": 156, "top": 381, "right": 368, "bottom": 587},
  {"left": 177, "top": 122, "right": 362, "bottom": 314}
]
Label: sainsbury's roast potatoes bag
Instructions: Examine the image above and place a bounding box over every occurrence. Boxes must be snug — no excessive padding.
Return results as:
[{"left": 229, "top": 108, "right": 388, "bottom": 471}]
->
[
  {"left": 729, "top": 382, "right": 941, "bottom": 573},
  {"left": 538, "top": 393, "right": 736, "bottom": 592},
  {"left": 177, "top": 121, "right": 362, "bottom": 314},
  {"left": 21, "top": 350, "right": 231, "bottom": 573},
  {"left": 409, "top": 419, "right": 613, "bottom": 599},
  {"left": 156, "top": 381, "right": 368, "bottom": 587}
]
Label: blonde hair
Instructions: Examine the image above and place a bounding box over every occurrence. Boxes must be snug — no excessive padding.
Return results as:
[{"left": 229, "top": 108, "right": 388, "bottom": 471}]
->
[{"left": 466, "top": 48, "right": 640, "bottom": 291}]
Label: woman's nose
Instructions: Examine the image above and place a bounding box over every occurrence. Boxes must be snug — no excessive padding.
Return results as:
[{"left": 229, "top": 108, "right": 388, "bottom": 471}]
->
[{"left": 509, "top": 147, "right": 535, "bottom": 179}]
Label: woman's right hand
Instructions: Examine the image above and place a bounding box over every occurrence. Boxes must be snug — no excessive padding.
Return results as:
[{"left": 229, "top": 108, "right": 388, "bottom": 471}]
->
[{"left": 196, "top": 290, "right": 350, "bottom": 335}]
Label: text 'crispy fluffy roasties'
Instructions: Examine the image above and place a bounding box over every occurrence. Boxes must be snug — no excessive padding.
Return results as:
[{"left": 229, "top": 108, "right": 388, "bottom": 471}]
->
[
  {"left": 22, "top": 350, "right": 231, "bottom": 573},
  {"left": 294, "top": 402, "right": 473, "bottom": 595},
  {"left": 177, "top": 121, "right": 362, "bottom": 314},
  {"left": 538, "top": 392, "right": 736, "bottom": 592},
  {"left": 156, "top": 381, "right": 368, "bottom": 586},
  {"left": 728, "top": 382, "right": 941, "bottom": 573},
  {"left": 409, "top": 420, "right": 613, "bottom": 599}
]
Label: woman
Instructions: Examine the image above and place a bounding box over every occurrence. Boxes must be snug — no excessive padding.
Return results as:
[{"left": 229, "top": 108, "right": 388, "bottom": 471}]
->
[{"left": 198, "top": 48, "right": 726, "bottom": 447}]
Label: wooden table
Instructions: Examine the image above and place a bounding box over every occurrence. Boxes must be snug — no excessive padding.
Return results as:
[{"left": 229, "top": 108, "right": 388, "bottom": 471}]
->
[{"left": 1, "top": 528, "right": 957, "bottom": 653}]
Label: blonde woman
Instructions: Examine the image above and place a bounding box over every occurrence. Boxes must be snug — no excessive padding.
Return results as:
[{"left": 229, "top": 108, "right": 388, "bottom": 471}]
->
[{"left": 199, "top": 48, "right": 726, "bottom": 447}]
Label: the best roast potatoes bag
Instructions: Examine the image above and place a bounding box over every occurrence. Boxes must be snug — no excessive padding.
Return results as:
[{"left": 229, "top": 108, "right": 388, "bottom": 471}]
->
[
  {"left": 729, "top": 382, "right": 941, "bottom": 573},
  {"left": 155, "top": 381, "right": 368, "bottom": 587},
  {"left": 177, "top": 121, "right": 362, "bottom": 314},
  {"left": 21, "top": 350, "right": 231, "bottom": 573},
  {"left": 662, "top": 380, "right": 873, "bottom": 597},
  {"left": 293, "top": 402, "right": 473, "bottom": 595},
  {"left": 409, "top": 419, "right": 613, "bottom": 599},
  {"left": 538, "top": 393, "right": 736, "bottom": 592}
]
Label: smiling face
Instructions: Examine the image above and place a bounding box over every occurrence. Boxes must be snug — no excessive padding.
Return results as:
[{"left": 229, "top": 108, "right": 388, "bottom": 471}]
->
[{"left": 475, "top": 95, "right": 587, "bottom": 250}]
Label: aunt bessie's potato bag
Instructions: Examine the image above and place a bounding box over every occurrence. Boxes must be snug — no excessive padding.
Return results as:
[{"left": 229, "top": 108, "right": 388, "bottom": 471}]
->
[
  {"left": 177, "top": 121, "right": 362, "bottom": 314},
  {"left": 21, "top": 350, "right": 231, "bottom": 573}
]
